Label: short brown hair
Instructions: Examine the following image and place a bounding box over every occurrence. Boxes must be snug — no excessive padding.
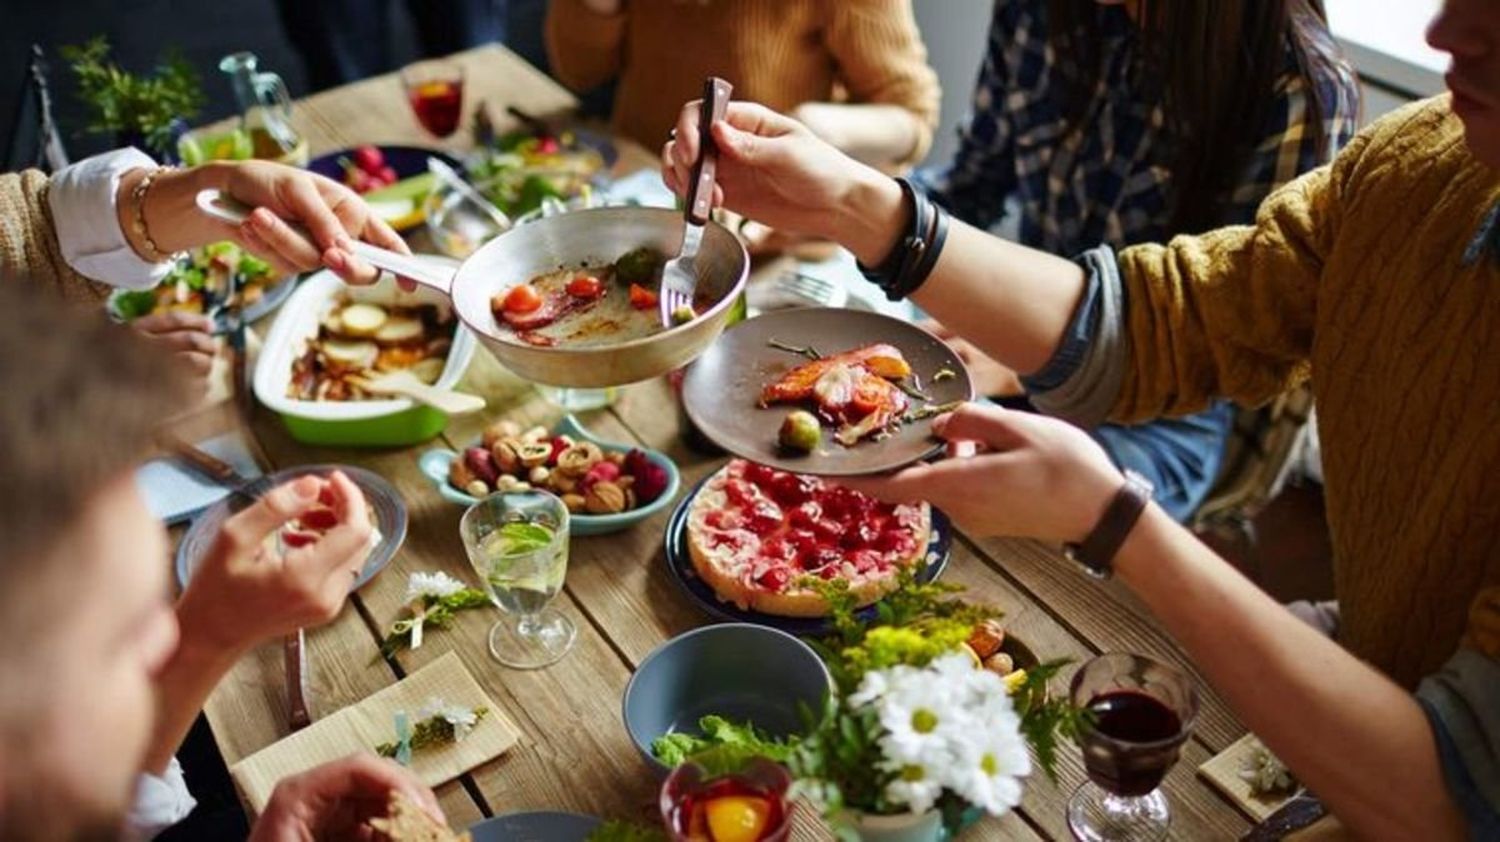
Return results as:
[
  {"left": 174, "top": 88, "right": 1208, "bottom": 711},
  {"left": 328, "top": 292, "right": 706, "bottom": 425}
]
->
[{"left": 0, "top": 281, "right": 192, "bottom": 569}]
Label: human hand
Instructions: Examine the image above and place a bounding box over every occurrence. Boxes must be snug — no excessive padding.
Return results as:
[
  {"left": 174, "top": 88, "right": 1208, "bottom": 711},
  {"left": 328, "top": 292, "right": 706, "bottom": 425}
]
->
[
  {"left": 175, "top": 471, "right": 373, "bottom": 654},
  {"left": 130, "top": 311, "right": 217, "bottom": 386},
  {"left": 661, "top": 101, "right": 894, "bottom": 254},
  {"left": 840, "top": 403, "right": 1123, "bottom": 543},
  {"left": 921, "top": 320, "right": 1024, "bottom": 397},
  {"left": 247, "top": 754, "right": 444, "bottom": 842},
  {"left": 140, "top": 160, "right": 413, "bottom": 288}
]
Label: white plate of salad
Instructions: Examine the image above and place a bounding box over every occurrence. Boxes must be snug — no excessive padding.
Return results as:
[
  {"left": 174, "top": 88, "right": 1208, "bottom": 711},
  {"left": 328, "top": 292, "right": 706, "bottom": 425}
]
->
[{"left": 106, "top": 241, "right": 296, "bottom": 333}]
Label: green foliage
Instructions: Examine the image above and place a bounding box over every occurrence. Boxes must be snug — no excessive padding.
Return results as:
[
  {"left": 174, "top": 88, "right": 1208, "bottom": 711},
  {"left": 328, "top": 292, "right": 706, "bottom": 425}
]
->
[
  {"left": 61, "top": 36, "right": 203, "bottom": 153},
  {"left": 377, "top": 588, "right": 490, "bottom": 659},
  {"left": 584, "top": 820, "right": 668, "bottom": 842},
  {"left": 375, "top": 706, "right": 488, "bottom": 758},
  {"left": 793, "top": 568, "right": 1083, "bottom": 820},
  {"left": 650, "top": 715, "right": 794, "bottom": 769}
]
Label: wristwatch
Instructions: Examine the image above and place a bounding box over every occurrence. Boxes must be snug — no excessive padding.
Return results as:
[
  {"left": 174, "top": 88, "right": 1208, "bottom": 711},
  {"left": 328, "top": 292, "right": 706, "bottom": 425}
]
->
[{"left": 1062, "top": 470, "right": 1154, "bottom": 580}]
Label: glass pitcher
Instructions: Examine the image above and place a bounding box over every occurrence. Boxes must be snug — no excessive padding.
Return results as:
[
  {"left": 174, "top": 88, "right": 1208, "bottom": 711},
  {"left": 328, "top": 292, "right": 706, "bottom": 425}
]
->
[{"left": 218, "top": 52, "right": 307, "bottom": 165}]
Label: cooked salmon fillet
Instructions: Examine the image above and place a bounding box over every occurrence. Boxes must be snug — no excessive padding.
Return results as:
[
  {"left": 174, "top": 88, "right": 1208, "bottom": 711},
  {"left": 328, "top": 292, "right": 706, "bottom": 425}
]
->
[{"left": 760, "top": 343, "right": 911, "bottom": 404}]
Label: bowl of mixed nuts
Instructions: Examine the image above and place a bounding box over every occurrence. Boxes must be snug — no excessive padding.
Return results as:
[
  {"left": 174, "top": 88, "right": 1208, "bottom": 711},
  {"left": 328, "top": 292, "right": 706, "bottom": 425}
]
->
[{"left": 418, "top": 414, "right": 680, "bottom": 535}]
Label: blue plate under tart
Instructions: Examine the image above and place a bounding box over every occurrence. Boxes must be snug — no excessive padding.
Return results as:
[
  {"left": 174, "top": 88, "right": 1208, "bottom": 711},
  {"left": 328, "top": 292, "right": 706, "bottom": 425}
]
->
[
  {"left": 662, "top": 473, "right": 953, "bottom": 636},
  {"left": 467, "top": 811, "right": 602, "bottom": 842}
]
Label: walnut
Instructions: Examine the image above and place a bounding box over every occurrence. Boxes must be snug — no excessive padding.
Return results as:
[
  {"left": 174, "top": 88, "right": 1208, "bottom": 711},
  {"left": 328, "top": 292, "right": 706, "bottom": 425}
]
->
[
  {"left": 517, "top": 441, "right": 552, "bottom": 468},
  {"left": 556, "top": 442, "right": 605, "bottom": 476},
  {"left": 623, "top": 487, "right": 638, "bottom": 510},
  {"left": 550, "top": 474, "right": 578, "bottom": 494},
  {"left": 491, "top": 440, "right": 522, "bottom": 474},
  {"left": 616, "top": 475, "right": 635, "bottom": 489},
  {"left": 982, "top": 652, "right": 1014, "bottom": 678},
  {"left": 584, "top": 480, "right": 627, "bottom": 514},
  {"left": 449, "top": 457, "right": 479, "bottom": 490},
  {"left": 967, "top": 620, "right": 1007, "bottom": 660},
  {"left": 481, "top": 419, "right": 523, "bottom": 448},
  {"left": 561, "top": 493, "right": 588, "bottom": 513}
]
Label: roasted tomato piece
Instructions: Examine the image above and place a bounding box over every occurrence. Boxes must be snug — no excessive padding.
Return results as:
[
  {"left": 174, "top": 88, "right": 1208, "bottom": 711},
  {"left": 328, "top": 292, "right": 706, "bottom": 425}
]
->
[
  {"left": 500, "top": 284, "right": 543, "bottom": 314},
  {"left": 628, "top": 283, "right": 659, "bottom": 310},
  {"left": 566, "top": 275, "right": 603, "bottom": 299}
]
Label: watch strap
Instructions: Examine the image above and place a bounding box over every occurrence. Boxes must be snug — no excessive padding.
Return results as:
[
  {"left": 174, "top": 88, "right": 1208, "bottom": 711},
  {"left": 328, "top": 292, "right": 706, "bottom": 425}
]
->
[{"left": 1065, "top": 470, "right": 1153, "bottom": 579}]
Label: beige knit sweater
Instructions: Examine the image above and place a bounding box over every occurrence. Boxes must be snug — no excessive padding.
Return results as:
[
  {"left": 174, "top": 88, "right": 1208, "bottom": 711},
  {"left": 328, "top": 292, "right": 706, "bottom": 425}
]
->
[
  {"left": 546, "top": 0, "right": 941, "bottom": 163},
  {"left": 0, "top": 169, "right": 107, "bottom": 302}
]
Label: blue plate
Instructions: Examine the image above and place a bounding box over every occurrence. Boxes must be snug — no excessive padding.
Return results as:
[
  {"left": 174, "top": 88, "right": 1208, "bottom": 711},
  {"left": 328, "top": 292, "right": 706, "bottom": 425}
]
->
[
  {"left": 468, "top": 811, "right": 602, "bottom": 842},
  {"left": 662, "top": 474, "right": 953, "bottom": 636},
  {"left": 174, "top": 464, "right": 408, "bottom": 591},
  {"left": 306, "top": 145, "right": 462, "bottom": 185},
  {"left": 417, "top": 414, "right": 680, "bottom": 536}
]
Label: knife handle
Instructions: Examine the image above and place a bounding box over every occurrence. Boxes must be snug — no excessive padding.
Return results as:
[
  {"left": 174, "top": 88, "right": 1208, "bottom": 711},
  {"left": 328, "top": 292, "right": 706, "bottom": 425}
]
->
[
  {"left": 285, "top": 629, "right": 311, "bottom": 731},
  {"left": 686, "top": 77, "right": 733, "bottom": 227}
]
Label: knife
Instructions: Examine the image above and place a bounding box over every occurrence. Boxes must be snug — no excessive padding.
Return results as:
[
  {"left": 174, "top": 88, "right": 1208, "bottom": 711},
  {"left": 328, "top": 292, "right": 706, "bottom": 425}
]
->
[
  {"left": 284, "top": 629, "right": 311, "bottom": 731},
  {"left": 1241, "top": 791, "right": 1327, "bottom": 841}
]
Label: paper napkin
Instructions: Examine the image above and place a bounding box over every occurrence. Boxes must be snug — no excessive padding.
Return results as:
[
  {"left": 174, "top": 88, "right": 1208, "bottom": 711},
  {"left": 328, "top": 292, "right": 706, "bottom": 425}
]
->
[{"left": 230, "top": 652, "right": 519, "bottom": 813}]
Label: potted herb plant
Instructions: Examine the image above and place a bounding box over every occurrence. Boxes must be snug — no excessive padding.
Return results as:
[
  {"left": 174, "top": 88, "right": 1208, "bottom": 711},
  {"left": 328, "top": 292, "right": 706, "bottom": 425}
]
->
[
  {"left": 790, "top": 573, "right": 1087, "bottom": 842},
  {"left": 61, "top": 36, "right": 203, "bottom": 162}
]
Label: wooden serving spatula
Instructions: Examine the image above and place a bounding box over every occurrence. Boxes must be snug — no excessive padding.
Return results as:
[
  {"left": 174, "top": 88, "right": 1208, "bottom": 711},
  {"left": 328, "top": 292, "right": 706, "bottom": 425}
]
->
[{"left": 349, "top": 369, "right": 485, "bottom": 415}]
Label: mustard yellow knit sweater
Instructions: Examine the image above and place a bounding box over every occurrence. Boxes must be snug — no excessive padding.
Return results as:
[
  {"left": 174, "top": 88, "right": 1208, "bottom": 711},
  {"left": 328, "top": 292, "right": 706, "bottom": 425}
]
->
[
  {"left": 545, "top": 0, "right": 940, "bottom": 162},
  {"left": 1115, "top": 96, "right": 1500, "bottom": 686}
]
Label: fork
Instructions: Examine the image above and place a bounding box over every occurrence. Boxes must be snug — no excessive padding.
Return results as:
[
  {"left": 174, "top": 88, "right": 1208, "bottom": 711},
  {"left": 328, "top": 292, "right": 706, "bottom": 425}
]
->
[
  {"left": 660, "top": 76, "right": 733, "bottom": 328},
  {"left": 777, "top": 271, "right": 845, "bottom": 307}
]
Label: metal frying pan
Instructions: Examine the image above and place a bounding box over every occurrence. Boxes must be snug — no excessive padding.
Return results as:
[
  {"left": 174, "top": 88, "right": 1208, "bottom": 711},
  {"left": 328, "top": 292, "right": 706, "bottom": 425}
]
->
[{"left": 197, "top": 193, "right": 749, "bottom": 388}]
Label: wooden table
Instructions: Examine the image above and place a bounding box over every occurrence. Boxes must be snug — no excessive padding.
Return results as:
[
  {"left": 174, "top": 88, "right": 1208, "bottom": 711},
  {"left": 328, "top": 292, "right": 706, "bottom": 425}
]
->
[{"left": 195, "top": 45, "right": 1252, "bottom": 841}]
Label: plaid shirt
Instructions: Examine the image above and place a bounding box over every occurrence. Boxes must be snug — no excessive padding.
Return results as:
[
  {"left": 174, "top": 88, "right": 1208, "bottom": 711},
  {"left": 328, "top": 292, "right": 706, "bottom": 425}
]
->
[{"left": 921, "top": 0, "right": 1361, "bottom": 255}]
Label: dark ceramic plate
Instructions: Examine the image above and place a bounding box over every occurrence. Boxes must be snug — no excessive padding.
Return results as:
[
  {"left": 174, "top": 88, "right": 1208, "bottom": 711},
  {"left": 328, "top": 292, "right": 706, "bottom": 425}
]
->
[
  {"left": 468, "top": 811, "right": 602, "bottom": 842},
  {"left": 662, "top": 474, "right": 953, "bottom": 637},
  {"left": 174, "top": 464, "right": 407, "bottom": 591},
  {"left": 306, "top": 145, "right": 462, "bottom": 185},
  {"left": 680, "top": 309, "right": 974, "bottom": 476}
]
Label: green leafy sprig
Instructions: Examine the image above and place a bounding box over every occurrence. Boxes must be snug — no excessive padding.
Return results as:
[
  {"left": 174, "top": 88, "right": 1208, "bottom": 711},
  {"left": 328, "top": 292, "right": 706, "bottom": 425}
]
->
[
  {"left": 377, "top": 588, "right": 490, "bottom": 659},
  {"left": 375, "top": 706, "right": 489, "bottom": 759},
  {"left": 61, "top": 37, "right": 203, "bottom": 153}
]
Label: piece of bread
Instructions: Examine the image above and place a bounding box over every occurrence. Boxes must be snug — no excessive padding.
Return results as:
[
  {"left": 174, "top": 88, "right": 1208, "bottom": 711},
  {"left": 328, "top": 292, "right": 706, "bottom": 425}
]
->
[{"left": 367, "top": 793, "right": 471, "bottom": 842}]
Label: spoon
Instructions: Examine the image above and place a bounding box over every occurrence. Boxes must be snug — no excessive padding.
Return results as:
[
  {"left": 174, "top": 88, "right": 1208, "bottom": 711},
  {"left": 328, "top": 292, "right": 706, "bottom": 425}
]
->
[{"left": 349, "top": 369, "right": 486, "bottom": 415}]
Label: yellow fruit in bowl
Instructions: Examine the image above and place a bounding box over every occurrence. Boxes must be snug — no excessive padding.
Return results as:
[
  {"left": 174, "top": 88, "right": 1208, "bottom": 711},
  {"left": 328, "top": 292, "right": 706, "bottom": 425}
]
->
[{"left": 705, "top": 795, "right": 772, "bottom": 842}]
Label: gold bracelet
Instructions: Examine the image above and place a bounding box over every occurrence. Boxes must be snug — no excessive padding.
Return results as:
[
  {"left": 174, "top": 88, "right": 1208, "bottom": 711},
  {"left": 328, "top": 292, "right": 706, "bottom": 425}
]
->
[{"left": 129, "top": 167, "right": 183, "bottom": 263}]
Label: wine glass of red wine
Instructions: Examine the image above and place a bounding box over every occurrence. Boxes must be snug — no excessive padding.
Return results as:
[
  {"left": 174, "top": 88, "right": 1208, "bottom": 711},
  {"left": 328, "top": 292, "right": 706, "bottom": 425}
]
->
[
  {"left": 1067, "top": 653, "right": 1199, "bottom": 842},
  {"left": 401, "top": 60, "right": 465, "bottom": 139}
]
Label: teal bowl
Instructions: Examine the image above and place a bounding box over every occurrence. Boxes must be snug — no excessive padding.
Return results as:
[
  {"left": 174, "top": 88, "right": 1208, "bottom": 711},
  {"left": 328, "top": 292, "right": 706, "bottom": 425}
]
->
[
  {"left": 623, "top": 623, "right": 832, "bottom": 775},
  {"left": 418, "top": 414, "right": 680, "bottom": 536}
]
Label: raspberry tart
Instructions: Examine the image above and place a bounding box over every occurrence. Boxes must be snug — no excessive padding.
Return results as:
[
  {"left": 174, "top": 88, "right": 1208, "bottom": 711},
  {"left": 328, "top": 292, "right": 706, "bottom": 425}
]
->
[{"left": 686, "top": 459, "right": 932, "bottom": 617}]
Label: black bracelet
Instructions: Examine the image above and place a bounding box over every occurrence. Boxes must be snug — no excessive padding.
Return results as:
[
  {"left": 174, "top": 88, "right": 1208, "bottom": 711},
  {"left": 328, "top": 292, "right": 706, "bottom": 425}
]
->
[
  {"left": 857, "top": 177, "right": 948, "bottom": 301},
  {"left": 899, "top": 199, "right": 948, "bottom": 300}
]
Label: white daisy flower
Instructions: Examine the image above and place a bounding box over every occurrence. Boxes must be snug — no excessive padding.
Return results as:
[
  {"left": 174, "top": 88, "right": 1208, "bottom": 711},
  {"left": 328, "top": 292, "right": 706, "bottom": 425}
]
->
[
  {"left": 418, "top": 696, "right": 482, "bottom": 741},
  {"left": 404, "top": 571, "right": 468, "bottom": 605},
  {"left": 883, "top": 760, "right": 945, "bottom": 815}
]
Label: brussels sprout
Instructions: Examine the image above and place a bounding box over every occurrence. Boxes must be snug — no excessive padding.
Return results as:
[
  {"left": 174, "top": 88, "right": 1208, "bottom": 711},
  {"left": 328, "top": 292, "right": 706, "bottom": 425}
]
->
[
  {"left": 614, "top": 246, "right": 665, "bottom": 286},
  {"left": 778, "top": 410, "right": 822, "bottom": 454}
]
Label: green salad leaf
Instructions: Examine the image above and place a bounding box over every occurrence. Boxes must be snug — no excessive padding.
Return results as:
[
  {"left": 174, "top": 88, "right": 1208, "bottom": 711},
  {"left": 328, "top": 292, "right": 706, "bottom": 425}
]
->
[
  {"left": 113, "top": 289, "right": 159, "bottom": 321},
  {"left": 650, "top": 715, "right": 794, "bottom": 769},
  {"left": 584, "top": 820, "right": 667, "bottom": 842},
  {"left": 237, "top": 252, "right": 271, "bottom": 279}
]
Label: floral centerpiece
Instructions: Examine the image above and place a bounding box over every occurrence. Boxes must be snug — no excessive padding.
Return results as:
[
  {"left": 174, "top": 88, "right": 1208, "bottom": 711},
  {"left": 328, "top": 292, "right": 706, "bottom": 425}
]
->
[{"left": 789, "top": 571, "right": 1086, "bottom": 842}]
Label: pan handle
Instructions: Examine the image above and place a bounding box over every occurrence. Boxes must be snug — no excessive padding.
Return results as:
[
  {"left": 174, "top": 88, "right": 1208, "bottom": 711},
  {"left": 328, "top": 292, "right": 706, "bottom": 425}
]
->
[
  {"left": 686, "top": 77, "right": 733, "bottom": 227},
  {"left": 194, "top": 190, "right": 454, "bottom": 295}
]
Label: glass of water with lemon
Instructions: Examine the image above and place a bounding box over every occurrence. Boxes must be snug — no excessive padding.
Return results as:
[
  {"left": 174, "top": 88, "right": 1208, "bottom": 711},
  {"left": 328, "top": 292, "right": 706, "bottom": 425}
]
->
[{"left": 460, "top": 490, "right": 575, "bottom": 669}]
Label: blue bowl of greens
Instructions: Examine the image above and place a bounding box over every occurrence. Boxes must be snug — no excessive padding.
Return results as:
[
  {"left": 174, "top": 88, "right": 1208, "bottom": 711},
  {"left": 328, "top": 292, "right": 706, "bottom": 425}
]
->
[
  {"left": 624, "top": 623, "right": 830, "bottom": 775},
  {"left": 106, "top": 241, "right": 295, "bottom": 333}
]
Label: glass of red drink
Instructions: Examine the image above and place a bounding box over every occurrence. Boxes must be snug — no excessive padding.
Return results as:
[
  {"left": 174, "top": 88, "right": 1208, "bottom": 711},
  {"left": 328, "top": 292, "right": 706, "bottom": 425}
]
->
[
  {"left": 401, "top": 60, "right": 465, "bottom": 139},
  {"left": 1066, "top": 653, "right": 1198, "bottom": 842},
  {"left": 660, "top": 758, "right": 792, "bottom": 842}
]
